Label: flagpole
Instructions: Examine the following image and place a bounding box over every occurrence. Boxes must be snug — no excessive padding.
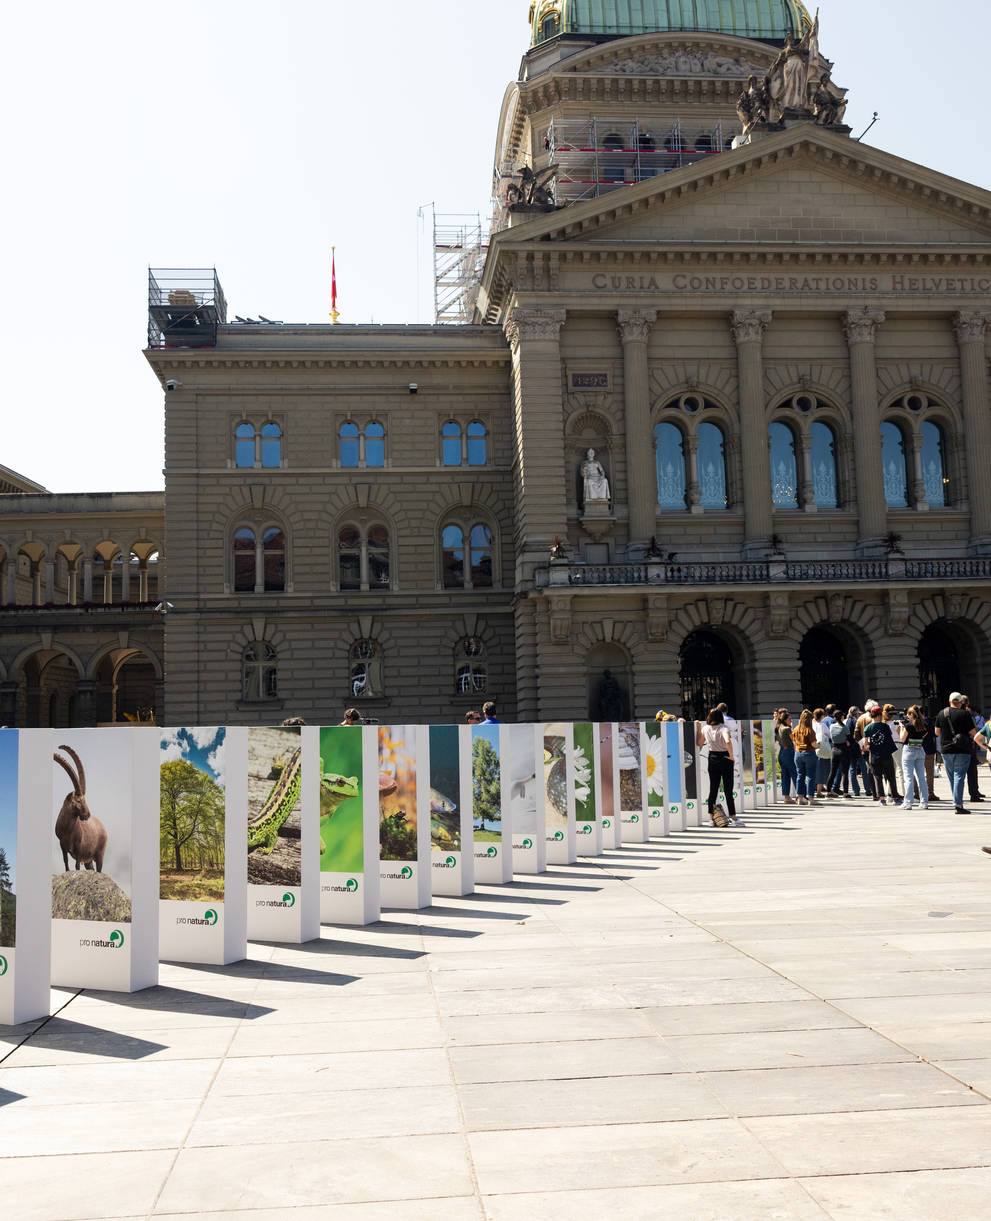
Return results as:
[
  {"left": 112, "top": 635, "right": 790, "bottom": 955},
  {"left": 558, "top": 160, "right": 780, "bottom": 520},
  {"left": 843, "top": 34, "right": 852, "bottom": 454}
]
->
[{"left": 330, "top": 246, "right": 340, "bottom": 324}]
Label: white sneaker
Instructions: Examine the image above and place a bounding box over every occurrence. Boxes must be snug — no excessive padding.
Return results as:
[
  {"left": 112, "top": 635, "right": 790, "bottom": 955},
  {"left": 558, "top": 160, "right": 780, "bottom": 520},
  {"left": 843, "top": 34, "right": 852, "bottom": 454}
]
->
[
  {"left": 922, "top": 804, "right": 929, "bottom": 809},
  {"left": 901, "top": 803, "right": 913, "bottom": 810}
]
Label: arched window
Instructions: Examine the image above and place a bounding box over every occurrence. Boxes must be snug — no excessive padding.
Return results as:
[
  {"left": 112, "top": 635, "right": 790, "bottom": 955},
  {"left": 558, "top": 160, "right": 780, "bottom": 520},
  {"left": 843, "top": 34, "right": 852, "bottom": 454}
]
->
[
  {"left": 881, "top": 422, "right": 909, "bottom": 508},
  {"left": 696, "top": 422, "right": 727, "bottom": 510},
  {"left": 540, "top": 12, "right": 559, "bottom": 40},
  {"left": 235, "top": 422, "right": 255, "bottom": 468},
  {"left": 339, "top": 421, "right": 360, "bottom": 468},
  {"left": 364, "top": 421, "right": 385, "bottom": 468},
  {"left": 441, "top": 518, "right": 496, "bottom": 589},
  {"left": 337, "top": 521, "right": 391, "bottom": 591},
  {"left": 455, "top": 636, "right": 487, "bottom": 694},
  {"left": 654, "top": 422, "right": 687, "bottom": 510},
  {"left": 466, "top": 421, "right": 487, "bottom": 466},
  {"left": 260, "top": 422, "right": 281, "bottom": 468},
  {"left": 921, "top": 421, "right": 948, "bottom": 507},
  {"left": 810, "top": 421, "right": 838, "bottom": 509},
  {"left": 232, "top": 521, "right": 287, "bottom": 593},
  {"left": 242, "top": 643, "right": 278, "bottom": 702},
  {"left": 769, "top": 422, "right": 798, "bottom": 509},
  {"left": 442, "top": 525, "right": 464, "bottom": 588},
  {"left": 349, "top": 638, "right": 382, "bottom": 697},
  {"left": 442, "top": 421, "right": 462, "bottom": 466},
  {"left": 262, "top": 528, "right": 285, "bottom": 591}
]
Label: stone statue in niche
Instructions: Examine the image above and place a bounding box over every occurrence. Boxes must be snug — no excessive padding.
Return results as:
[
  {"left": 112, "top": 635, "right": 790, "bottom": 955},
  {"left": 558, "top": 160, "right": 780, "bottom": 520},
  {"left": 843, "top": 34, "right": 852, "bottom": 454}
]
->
[
  {"left": 597, "top": 669, "right": 628, "bottom": 721},
  {"left": 581, "top": 448, "right": 611, "bottom": 505}
]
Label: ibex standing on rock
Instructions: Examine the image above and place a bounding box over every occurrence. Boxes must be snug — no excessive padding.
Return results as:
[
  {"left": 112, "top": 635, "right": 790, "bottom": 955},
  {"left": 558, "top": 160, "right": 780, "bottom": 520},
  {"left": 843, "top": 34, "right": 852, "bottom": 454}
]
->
[{"left": 54, "top": 746, "right": 108, "bottom": 872}]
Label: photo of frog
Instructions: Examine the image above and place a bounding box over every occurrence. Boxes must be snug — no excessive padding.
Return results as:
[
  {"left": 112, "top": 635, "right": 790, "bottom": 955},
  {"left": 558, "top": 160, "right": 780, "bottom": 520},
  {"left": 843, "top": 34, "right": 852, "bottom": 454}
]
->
[{"left": 318, "top": 726, "right": 364, "bottom": 874}]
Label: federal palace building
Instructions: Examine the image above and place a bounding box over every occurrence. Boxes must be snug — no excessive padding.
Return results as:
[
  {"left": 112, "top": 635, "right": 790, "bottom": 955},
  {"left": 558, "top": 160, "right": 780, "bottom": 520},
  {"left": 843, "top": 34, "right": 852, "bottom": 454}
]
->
[{"left": 3, "top": 1, "right": 991, "bottom": 728}]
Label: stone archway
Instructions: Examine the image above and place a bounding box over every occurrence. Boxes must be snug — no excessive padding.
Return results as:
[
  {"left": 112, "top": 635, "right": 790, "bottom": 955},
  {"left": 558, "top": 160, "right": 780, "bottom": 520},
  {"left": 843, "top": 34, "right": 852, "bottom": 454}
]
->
[
  {"left": 679, "top": 629, "right": 738, "bottom": 722},
  {"left": 799, "top": 625, "right": 852, "bottom": 712},
  {"left": 917, "top": 621, "right": 964, "bottom": 717},
  {"left": 92, "top": 646, "right": 159, "bottom": 723},
  {"left": 16, "top": 649, "right": 84, "bottom": 727}
]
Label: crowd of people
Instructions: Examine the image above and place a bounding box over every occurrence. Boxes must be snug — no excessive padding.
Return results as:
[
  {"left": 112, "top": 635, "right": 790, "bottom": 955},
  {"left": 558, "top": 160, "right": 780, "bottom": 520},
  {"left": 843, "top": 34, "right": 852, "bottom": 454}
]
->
[{"left": 773, "top": 693, "right": 989, "bottom": 816}]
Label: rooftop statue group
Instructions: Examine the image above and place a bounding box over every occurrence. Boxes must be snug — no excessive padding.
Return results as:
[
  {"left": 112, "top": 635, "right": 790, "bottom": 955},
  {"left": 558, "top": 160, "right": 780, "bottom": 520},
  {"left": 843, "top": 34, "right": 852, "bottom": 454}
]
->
[{"left": 736, "top": 15, "right": 848, "bottom": 135}]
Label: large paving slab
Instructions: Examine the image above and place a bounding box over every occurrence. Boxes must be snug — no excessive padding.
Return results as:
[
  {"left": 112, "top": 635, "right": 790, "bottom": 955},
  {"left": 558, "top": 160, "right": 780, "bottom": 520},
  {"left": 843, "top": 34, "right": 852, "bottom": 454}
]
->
[{"left": 2, "top": 788, "right": 991, "bottom": 1219}]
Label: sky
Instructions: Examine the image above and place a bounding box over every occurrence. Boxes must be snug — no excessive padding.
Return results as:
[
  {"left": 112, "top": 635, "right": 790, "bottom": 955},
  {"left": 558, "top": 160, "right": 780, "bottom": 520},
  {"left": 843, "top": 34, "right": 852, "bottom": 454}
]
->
[
  {"left": 161, "top": 727, "right": 226, "bottom": 787},
  {"left": 0, "top": 732, "right": 17, "bottom": 892},
  {"left": 5, "top": 1, "right": 988, "bottom": 494}
]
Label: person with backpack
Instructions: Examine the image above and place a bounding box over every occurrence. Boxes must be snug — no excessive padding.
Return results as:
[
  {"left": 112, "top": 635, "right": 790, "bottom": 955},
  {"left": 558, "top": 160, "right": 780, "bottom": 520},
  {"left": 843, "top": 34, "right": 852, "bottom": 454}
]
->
[
  {"left": 935, "top": 693, "right": 979, "bottom": 815},
  {"left": 812, "top": 707, "right": 832, "bottom": 798},
  {"left": 862, "top": 705, "right": 899, "bottom": 804},
  {"left": 826, "top": 711, "right": 853, "bottom": 797},
  {"left": 849, "top": 704, "right": 876, "bottom": 800}
]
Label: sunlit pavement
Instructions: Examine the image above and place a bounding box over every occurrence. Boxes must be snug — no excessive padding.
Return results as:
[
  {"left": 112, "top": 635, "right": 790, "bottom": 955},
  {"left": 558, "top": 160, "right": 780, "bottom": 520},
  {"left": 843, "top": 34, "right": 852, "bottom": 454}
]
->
[{"left": 3, "top": 778, "right": 991, "bottom": 1221}]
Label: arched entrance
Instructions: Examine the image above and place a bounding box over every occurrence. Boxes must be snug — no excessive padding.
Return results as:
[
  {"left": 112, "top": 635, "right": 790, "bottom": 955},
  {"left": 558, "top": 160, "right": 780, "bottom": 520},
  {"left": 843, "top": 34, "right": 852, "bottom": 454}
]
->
[
  {"left": 17, "top": 650, "right": 83, "bottom": 727},
  {"left": 587, "top": 643, "right": 631, "bottom": 721},
  {"left": 679, "top": 630, "right": 736, "bottom": 722},
  {"left": 799, "top": 626, "right": 850, "bottom": 712},
  {"left": 93, "top": 648, "right": 158, "bottom": 723},
  {"left": 918, "top": 621, "right": 962, "bottom": 717}
]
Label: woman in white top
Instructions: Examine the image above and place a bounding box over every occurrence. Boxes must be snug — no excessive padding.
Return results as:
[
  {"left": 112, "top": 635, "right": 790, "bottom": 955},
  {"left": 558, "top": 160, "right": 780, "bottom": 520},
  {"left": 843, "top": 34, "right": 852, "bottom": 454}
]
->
[{"left": 696, "top": 709, "right": 737, "bottom": 823}]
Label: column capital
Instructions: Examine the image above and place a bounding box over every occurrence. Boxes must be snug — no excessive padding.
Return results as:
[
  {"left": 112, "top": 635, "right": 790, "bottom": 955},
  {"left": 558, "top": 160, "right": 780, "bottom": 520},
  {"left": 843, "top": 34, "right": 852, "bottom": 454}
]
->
[
  {"left": 730, "top": 309, "right": 772, "bottom": 345},
  {"left": 616, "top": 309, "right": 657, "bottom": 344},
  {"left": 954, "top": 310, "right": 989, "bottom": 344},
  {"left": 842, "top": 307, "right": 886, "bottom": 345},
  {"left": 504, "top": 307, "right": 566, "bottom": 350}
]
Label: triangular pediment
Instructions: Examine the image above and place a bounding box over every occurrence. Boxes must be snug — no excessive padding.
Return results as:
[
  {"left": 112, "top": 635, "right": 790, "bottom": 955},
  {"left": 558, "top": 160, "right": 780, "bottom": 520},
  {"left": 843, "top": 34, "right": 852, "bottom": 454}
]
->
[{"left": 493, "top": 124, "right": 991, "bottom": 249}]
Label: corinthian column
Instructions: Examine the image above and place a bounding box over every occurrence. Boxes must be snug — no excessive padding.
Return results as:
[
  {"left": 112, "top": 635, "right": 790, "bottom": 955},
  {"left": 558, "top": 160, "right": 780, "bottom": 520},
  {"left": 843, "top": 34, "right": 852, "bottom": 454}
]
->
[
  {"left": 843, "top": 308, "right": 887, "bottom": 555},
  {"left": 617, "top": 309, "right": 657, "bottom": 554},
  {"left": 731, "top": 309, "right": 773, "bottom": 556},
  {"left": 504, "top": 307, "right": 568, "bottom": 582},
  {"left": 955, "top": 311, "right": 991, "bottom": 552}
]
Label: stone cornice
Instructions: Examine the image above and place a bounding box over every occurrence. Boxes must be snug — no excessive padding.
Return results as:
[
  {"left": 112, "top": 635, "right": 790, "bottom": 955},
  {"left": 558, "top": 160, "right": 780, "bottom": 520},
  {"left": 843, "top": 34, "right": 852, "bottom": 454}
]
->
[{"left": 145, "top": 352, "right": 510, "bottom": 375}]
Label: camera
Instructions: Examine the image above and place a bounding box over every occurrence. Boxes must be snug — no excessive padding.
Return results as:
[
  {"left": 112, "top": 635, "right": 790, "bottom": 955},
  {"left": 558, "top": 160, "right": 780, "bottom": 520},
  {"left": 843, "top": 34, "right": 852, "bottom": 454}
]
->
[{"left": 165, "top": 379, "right": 182, "bottom": 391}]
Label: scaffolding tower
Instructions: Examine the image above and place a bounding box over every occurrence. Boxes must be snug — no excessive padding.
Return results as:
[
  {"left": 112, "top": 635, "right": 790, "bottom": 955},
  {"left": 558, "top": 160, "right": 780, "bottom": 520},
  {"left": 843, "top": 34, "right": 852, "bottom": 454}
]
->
[
  {"left": 147, "top": 268, "right": 227, "bottom": 348},
  {"left": 433, "top": 213, "right": 487, "bottom": 324}
]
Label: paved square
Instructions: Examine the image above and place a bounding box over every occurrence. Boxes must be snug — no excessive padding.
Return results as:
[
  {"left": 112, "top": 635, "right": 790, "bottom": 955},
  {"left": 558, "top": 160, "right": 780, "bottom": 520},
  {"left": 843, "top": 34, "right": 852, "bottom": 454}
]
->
[{"left": 3, "top": 790, "right": 991, "bottom": 1220}]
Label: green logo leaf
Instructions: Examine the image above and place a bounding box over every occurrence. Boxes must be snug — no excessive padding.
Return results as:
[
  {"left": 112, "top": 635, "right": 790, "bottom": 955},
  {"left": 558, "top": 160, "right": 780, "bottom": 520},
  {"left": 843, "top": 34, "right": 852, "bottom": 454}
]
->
[
  {"left": 630, "top": 814, "right": 640, "bottom": 823},
  {"left": 109, "top": 930, "right": 124, "bottom": 948},
  {"left": 553, "top": 830, "right": 564, "bottom": 841},
  {"left": 578, "top": 823, "right": 591, "bottom": 834},
  {"left": 486, "top": 845, "right": 498, "bottom": 857},
  {"left": 346, "top": 878, "right": 359, "bottom": 891},
  {"left": 400, "top": 865, "right": 413, "bottom": 879},
  {"left": 282, "top": 893, "right": 296, "bottom": 907},
  {"left": 602, "top": 819, "right": 611, "bottom": 828},
  {"left": 0, "top": 955, "right": 7, "bottom": 976},
  {"left": 203, "top": 909, "right": 218, "bottom": 926},
  {"left": 521, "top": 838, "right": 533, "bottom": 849},
  {"left": 669, "top": 805, "right": 678, "bottom": 813},
  {"left": 445, "top": 856, "right": 457, "bottom": 868}
]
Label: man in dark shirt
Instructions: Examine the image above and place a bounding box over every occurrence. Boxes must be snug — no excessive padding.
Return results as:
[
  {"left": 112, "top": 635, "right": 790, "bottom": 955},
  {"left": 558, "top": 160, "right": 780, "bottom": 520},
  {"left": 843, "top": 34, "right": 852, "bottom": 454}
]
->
[{"left": 935, "top": 692, "right": 978, "bottom": 814}]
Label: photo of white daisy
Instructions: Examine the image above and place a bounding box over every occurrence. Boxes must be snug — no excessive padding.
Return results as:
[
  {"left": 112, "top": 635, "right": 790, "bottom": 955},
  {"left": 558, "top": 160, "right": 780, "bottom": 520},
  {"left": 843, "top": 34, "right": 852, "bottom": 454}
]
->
[
  {"left": 645, "top": 734, "right": 666, "bottom": 798},
  {"left": 573, "top": 741, "right": 592, "bottom": 806}
]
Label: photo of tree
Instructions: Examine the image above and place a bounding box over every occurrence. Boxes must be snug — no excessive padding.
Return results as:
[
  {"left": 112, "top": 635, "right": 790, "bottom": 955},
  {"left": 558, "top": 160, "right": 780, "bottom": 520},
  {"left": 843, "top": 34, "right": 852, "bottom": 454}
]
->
[
  {"left": 247, "top": 725, "right": 302, "bottom": 887},
  {"left": 379, "top": 725, "right": 418, "bottom": 862},
  {"left": 319, "top": 726, "right": 364, "bottom": 873},
  {"left": 573, "top": 722, "right": 596, "bottom": 823},
  {"left": 472, "top": 723, "right": 501, "bottom": 842},
  {"left": 0, "top": 731, "right": 16, "bottom": 948},
  {"left": 160, "top": 728, "right": 226, "bottom": 901},
  {"left": 543, "top": 724, "right": 568, "bottom": 830},
  {"left": 428, "top": 725, "right": 461, "bottom": 853}
]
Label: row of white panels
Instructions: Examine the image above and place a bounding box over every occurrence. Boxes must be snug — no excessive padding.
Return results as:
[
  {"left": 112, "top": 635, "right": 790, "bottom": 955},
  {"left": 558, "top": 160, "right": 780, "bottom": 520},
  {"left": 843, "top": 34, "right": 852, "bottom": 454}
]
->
[{"left": 0, "top": 719, "right": 778, "bottom": 1022}]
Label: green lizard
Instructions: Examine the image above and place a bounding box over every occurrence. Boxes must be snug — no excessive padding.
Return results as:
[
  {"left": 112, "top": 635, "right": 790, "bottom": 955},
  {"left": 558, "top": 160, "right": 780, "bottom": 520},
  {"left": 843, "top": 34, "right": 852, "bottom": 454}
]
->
[
  {"left": 248, "top": 746, "right": 302, "bottom": 853},
  {"left": 320, "top": 767, "right": 359, "bottom": 854}
]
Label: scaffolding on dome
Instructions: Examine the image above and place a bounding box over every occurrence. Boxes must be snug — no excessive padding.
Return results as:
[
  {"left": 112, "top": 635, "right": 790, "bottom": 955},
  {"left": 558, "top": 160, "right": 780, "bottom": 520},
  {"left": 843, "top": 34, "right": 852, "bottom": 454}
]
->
[
  {"left": 544, "top": 117, "right": 729, "bottom": 205},
  {"left": 432, "top": 213, "right": 488, "bottom": 324}
]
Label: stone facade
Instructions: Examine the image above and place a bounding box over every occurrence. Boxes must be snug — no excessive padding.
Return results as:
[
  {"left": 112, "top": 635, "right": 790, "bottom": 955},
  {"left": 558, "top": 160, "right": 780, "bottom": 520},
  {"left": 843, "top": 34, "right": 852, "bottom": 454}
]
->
[{"left": 2, "top": 22, "right": 990, "bottom": 726}]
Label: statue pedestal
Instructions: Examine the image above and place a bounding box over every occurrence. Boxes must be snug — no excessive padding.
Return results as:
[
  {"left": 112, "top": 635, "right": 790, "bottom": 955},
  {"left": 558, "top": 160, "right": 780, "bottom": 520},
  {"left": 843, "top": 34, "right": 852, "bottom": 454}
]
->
[{"left": 580, "top": 501, "right": 614, "bottom": 539}]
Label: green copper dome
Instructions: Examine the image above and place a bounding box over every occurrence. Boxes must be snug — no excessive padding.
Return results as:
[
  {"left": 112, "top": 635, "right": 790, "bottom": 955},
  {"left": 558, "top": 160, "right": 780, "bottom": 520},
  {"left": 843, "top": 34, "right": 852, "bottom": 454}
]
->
[{"left": 530, "top": 0, "right": 812, "bottom": 46}]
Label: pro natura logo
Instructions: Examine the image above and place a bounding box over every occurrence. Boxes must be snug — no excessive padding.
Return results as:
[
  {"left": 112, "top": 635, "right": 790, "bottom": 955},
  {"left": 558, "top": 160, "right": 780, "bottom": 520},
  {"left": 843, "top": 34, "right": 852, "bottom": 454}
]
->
[
  {"left": 326, "top": 877, "right": 361, "bottom": 893},
  {"left": 521, "top": 838, "right": 533, "bottom": 849},
  {"left": 433, "top": 856, "right": 457, "bottom": 869},
  {"left": 552, "top": 830, "right": 565, "bottom": 842},
  {"left": 256, "top": 893, "right": 296, "bottom": 908},
  {"left": 668, "top": 804, "right": 679, "bottom": 814},
  {"left": 0, "top": 954, "right": 8, "bottom": 976},
  {"left": 602, "top": 819, "right": 611, "bottom": 829},
  {"left": 629, "top": 813, "right": 640, "bottom": 823},
  {"left": 177, "top": 909, "right": 219, "bottom": 927},
  {"left": 400, "top": 866, "right": 413, "bottom": 879},
  {"left": 577, "top": 823, "right": 592, "bottom": 835},
  {"left": 79, "top": 929, "right": 125, "bottom": 949}
]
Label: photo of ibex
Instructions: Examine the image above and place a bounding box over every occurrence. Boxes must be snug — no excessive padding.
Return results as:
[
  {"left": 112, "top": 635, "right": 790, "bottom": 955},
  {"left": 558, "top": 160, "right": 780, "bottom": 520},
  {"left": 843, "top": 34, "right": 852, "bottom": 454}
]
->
[{"left": 53, "top": 745, "right": 108, "bottom": 872}]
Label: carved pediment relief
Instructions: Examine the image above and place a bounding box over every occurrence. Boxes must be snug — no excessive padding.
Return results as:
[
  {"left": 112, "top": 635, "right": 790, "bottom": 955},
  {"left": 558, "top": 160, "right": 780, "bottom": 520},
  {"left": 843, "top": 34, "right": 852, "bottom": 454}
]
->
[{"left": 587, "top": 46, "right": 770, "bottom": 79}]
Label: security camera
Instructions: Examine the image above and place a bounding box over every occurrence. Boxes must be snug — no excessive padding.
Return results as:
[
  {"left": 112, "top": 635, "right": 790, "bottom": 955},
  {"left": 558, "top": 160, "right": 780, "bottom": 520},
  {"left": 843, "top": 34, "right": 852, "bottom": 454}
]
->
[
  {"left": 408, "top": 383, "right": 418, "bottom": 394},
  {"left": 165, "top": 379, "right": 182, "bottom": 391}
]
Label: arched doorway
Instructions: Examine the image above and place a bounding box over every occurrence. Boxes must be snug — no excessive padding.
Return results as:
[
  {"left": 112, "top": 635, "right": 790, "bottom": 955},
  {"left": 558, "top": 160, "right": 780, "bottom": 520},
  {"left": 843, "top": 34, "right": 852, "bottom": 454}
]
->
[
  {"left": 679, "top": 630, "right": 736, "bottom": 722},
  {"left": 18, "top": 650, "right": 82, "bottom": 727},
  {"left": 799, "top": 626, "right": 850, "bottom": 712},
  {"left": 587, "top": 643, "right": 632, "bottom": 721},
  {"left": 93, "top": 648, "right": 159, "bottom": 723},
  {"left": 918, "top": 622, "right": 962, "bottom": 717}
]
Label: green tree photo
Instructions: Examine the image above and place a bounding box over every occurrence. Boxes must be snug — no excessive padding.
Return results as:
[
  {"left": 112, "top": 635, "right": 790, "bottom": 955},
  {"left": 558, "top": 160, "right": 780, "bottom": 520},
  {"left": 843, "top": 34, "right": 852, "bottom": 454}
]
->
[
  {"left": 472, "top": 737, "right": 502, "bottom": 841},
  {"left": 160, "top": 759, "right": 226, "bottom": 901},
  {"left": 0, "top": 846, "right": 14, "bottom": 948}
]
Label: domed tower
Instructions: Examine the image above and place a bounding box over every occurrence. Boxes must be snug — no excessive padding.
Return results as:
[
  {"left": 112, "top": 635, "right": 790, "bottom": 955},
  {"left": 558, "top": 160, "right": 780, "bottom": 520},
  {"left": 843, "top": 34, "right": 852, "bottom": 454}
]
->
[{"left": 495, "top": 0, "right": 831, "bottom": 226}]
